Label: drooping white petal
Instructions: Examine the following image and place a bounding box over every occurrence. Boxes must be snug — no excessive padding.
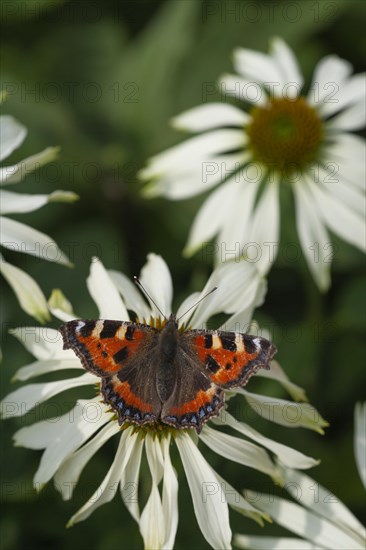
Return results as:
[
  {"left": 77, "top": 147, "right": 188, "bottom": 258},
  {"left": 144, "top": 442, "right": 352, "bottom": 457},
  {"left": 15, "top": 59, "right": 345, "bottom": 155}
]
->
[
  {"left": 0, "top": 216, "right": 71, "bottom": 265},
  {"left": 0, "top": 115, "right": 27, "bottom": 162},
  {"left": 318, "top": 166, "right": 365, "bottom": 217},
  {"left": 0, "top": 256, "right": 50, "bottom": 323},
  {"left": 217, "top": 412, "right": 318, "bottom": 469},
  {"left": 0, "top": 373, "right": 96, "bottom": 419},
  {"left": 86, "top": 258, "right": 129, "bottom": 320},
  {"left": 140, "top": 435, "right": 165, "bottom": 549},
  {"left": 161, "top": 436, "right": 179, "bottom": 550},
  {"left": 219, "top": 74, "right": 268, "bottom": 106},
  {"left": 255, "top": 360, "right": 308, "bottom": 402},
  {"left": 139, "top": 129, "right": 245, "bottom": 180},
  {"left": 322, "top": 133, "right": 365, "bottom": 189},
  {"left": 305, "top": 174, "right": 366, "bottom": 252},
  {"left": 326, "top": 100, "right": 366, "bottom": 131},
  {"left": 108, "top": 269, "right": 151, "bottom": 321},
  {"left": 189, "top": 260, "right": 262, "bottom": 330},
  {"left": 320, "top": 73, "right": 365, "bottom": 117},
  {"left": 0, "top": 189, "right": 78, "bottom": 214},
  {"left": 175, "top": 432, "right": 232, "bottom": 549},
  {"left": 120, "top": 431, "right": 144, "bottom": 522},
  {"left": 0, "top": 146, "right": 60, "bottom": 184},
  {"left": 68, "top": 427, "right": 138, "bottom": 525},
  {"left": 10, "top": 326, "right": 72, "bottom": 360},
  {"left": 354, "top": 403, "right": 366, "bottom": 489},
  {"left": 270, "top": 37, "right": 304, "bottom": 95},
  {"left": 14, "top": 411, "right": 80, "bottom": 450},
  {"left": 248, "top": 175, "right": 280, "bottom": 276},
  {"left": 199, "top": 424, "right": 281, "bottom": 480},
  {"left": 238, "top": 389, "right": 329, "bottom": 434},
  {"left": 145, "top": 152, "right": 249, "bottom": 201},
  {"left": 245, "top": 491, "right": 365, "bottom": 550},
  {"left": 234, "top": 47, "right": 284, "bottom": 88},
  {"left": 172, "top": 103, "right": 249, "bottom": 132},
  {"left": 222, "top": 281, "right": 267, "bottom": 334},
  {"left": 293, "top": 178, "right": 331, "bottom": 291},
  {"left": 12, "top": 359, "right": 82, "bottom": 382},
  {"left": 139, "top": 253, "right": 173, "bottom": 318},
  {"left": 307, "top": 55, "right": 352, "bottom": 107},
  {"left": 235, "top": 534, "right": 323, "bottom": 549},
  {"left": 282, "top": 468, "right": 366, "bottom": 543},
  {"left": 175, "top": 291, "right": 200, "bottom": 322},
  {"left": 183, "top": 176, "right": 240, "bottom": 258},
  {"left": 54, "top": 421, "right": 120, "bottom": 500}
]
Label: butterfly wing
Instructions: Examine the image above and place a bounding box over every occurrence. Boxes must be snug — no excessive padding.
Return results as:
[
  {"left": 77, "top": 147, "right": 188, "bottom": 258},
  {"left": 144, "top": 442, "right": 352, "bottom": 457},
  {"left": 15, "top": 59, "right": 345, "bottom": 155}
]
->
[
  {"left": 186, "top": 329, "right": 276, "bottom": 389},
  {"left": 160, "top": 335, "right": 224, "bottom": 433},
  {"left": 60, "top": 319, "right": 162, "bottom": 426}
]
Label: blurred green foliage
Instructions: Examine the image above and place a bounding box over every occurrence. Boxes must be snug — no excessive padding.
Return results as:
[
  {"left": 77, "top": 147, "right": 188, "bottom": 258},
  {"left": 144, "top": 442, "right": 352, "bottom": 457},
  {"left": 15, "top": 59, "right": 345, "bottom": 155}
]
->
[{"left": 1, "top": 1, "right": 365, "bottom": 548}]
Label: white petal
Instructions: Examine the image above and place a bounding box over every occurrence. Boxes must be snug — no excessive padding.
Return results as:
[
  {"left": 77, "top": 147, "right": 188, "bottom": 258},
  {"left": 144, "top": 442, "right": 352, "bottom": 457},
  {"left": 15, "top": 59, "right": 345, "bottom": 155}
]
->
[
  {"left": 255, "top": 360, "right": 308, "bottom": 402},
  {"left": 0, "top": 373, "right": 96, "bottom": 418},
  {"left": 139, "top": 129, "right": 245, "bottom": 180},
  {"left": 12, "top": 359, "right": 82, "bottom": 382},
  {"left": 248, "top": 175, "right": 280, "bottom": 275},
  {"left": 139, "top": 253, "right": 173, "bottom": 318},
  {"left": 308, "top": 56, "right": 352, "bottom": 107},
  {"left": 161, "top": 436, "right": 179, "bottom": 549},
  {"left": 219, "top": 74, "right": 267, "bottom": 106},
  {"left": 199, "top": 424, "right": 281, "bottom": 480},
  {"left": 318, "top": 166, "right": 365, "bottom": 217},
  {"left": 175, "top": 291, "right": 200, "bottom": 321},
  {"left": 87, "top": 258, "right": 129, "bottom": 320},
  {"left": 238, "top": 389, "right": 329, "bottom": 434},
  {"left": 354, "top": 402, "right": 366, "bottom": 489},
  {"left": 0, "top": 146, "right": 60, "bottom": 184},
  {"left": 321, "top": 73, "right": 365, "bottom": 117},
  {"left": 54, "top": 421, "right": 120, "bottom": 500},
  {"left": 10, "top": 326, "right": 73, "bottom": 360},
  {"left": 0, "top": 216, "right": 71, "bottom": 265},
  {"left": 108, "top": 269, "right": 151, "bottom": 321},
  {"left": 215, "top": 473, "right": 267, "bottom": 525},
  {"left": 235, "top": 534, "right": 323, "bottom": 549},
  {"left": 322, "top": 133, "right": 365, "bottom": 189},
  {"left": 68, "top": 427, "right": 138, "bottom": 525},
  {"left": 282, "top": 468, "right": 366, "bottom": 543},
  {"left": 326, "top": 100, "right": 366, "bottom": 131},
  {"left": 145, "top": 152, "right": 249, "bottom": 201},
  {"left": 189, "top": 260, "right": 262, "bottom": 329},
  {"left": 175, "top": 432, "right": 232, "bottom": 549},
  {"left": 183, "top": 176, "right": 240, "bottom": 257},
  {"left": 0, "top": 257, "right": 50, "bottom": 323},
  {"left": 48, "top": 289, "right": 77, "bottom": 323},
  {"left": 0, "top": 189, "right": 78, "bottom": 214},
  {"left": 14, "top": 410, "right": 79, "bottom": 450},
  {"left": 234, "top": 47, "right": 284, "bottom": 87},
  {"left": 271, "top": 37, "right": 304, "bottom": 94},
  {"left": 305, "top": 174, "right": 366, "bottom": 252},
  {"left": 172, "top": 103, "right": 249, "bottom": 132},
  {"left": 120, "top": 431, "right": 144, "bottom": 522},
  {"left": 218, "top": 412, "right": 318, "bottom": 469},
  {"left": 0, "top": 115, "right": 27, "bottom": 162},
  {"left": 246, "top": 491, "right": 365, "bottom": 550},
  {"left": 293, "top": 179, "right": 331, "bottom": 291}
]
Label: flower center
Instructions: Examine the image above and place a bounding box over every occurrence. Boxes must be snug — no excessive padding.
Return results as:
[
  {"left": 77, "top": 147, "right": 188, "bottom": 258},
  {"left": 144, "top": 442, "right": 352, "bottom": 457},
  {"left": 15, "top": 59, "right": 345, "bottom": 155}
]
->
[{"left": 246, "top": 96, "right": 323, "bottom": 174}]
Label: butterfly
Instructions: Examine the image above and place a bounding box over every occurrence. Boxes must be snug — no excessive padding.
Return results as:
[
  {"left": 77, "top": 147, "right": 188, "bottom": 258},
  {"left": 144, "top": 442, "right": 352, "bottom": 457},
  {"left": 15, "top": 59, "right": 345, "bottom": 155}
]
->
[{"left": 60, "top": 310, "right": 276, "bottom": 434}]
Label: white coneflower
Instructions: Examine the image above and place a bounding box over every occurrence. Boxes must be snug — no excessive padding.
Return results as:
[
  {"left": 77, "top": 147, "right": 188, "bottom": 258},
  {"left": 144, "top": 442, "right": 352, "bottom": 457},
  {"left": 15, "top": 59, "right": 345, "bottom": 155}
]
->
[
  {"left": 1, "top": 254, "right": 327, "bottom": 549},
  {"left": 0, "top": 114, "right": 77, "bottom": 322},
  {"left": 140, "top": 37, "right": 365, "bottom": 291}
]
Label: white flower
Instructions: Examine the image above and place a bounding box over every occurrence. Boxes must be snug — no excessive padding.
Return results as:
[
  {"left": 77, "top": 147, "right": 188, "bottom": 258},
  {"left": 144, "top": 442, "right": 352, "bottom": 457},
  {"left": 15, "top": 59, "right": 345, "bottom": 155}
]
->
[
  {"left": 0, "top": 115, "right": 78, "bottom": 322},
  {"left": 140, "top": 37, "right": 366, "bottom": 291},
  {"left": 1, "top": 254, "right": 327, "bottom": 549},
  {"left": 234, "top": 402, "right": 366, "bottom": 550}
]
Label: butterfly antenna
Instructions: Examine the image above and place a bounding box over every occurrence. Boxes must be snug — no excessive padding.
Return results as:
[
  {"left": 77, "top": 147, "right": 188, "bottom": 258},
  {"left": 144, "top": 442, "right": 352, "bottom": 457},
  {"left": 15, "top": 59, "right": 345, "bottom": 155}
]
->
[
  {"left": 177, "top": 287, "right": 218, "bottom": 323},
  {"left": 133, "top": 276, "right": 167, "bottom": 320}
]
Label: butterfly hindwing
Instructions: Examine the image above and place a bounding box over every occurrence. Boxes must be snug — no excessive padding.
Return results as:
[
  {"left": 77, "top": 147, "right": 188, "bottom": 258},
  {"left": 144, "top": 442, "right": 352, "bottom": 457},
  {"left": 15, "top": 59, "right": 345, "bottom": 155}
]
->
[{"left": 188, "top": 329, "right": 276, "bottom": 389}]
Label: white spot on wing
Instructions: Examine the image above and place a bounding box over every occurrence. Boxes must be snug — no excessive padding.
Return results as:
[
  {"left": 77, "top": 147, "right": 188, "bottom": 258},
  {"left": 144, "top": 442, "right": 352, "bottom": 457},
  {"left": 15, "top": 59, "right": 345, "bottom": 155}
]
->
[{"left": 235, "top": 333, "right": 244, "bottom": 352}]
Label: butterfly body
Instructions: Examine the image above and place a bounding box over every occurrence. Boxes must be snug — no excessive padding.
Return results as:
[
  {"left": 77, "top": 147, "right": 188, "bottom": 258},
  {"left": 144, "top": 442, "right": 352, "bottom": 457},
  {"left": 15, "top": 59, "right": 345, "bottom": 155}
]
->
[{"left": 60, "top": 315, "right": 276, "bottom": 433}]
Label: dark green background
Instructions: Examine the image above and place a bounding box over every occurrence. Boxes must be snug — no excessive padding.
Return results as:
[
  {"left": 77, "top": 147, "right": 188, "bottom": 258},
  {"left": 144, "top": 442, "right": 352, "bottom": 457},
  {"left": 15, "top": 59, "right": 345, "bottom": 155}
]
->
[{"left": 1, "top": 1, "right": 365, "bottom": 548}]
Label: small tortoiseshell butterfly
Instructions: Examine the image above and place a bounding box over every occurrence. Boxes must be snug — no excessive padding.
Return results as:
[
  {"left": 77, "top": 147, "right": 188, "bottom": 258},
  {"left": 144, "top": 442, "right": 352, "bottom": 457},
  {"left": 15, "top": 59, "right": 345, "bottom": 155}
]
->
[{"left": 60, "top": 308, "right": 276, "bottom": 433}]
